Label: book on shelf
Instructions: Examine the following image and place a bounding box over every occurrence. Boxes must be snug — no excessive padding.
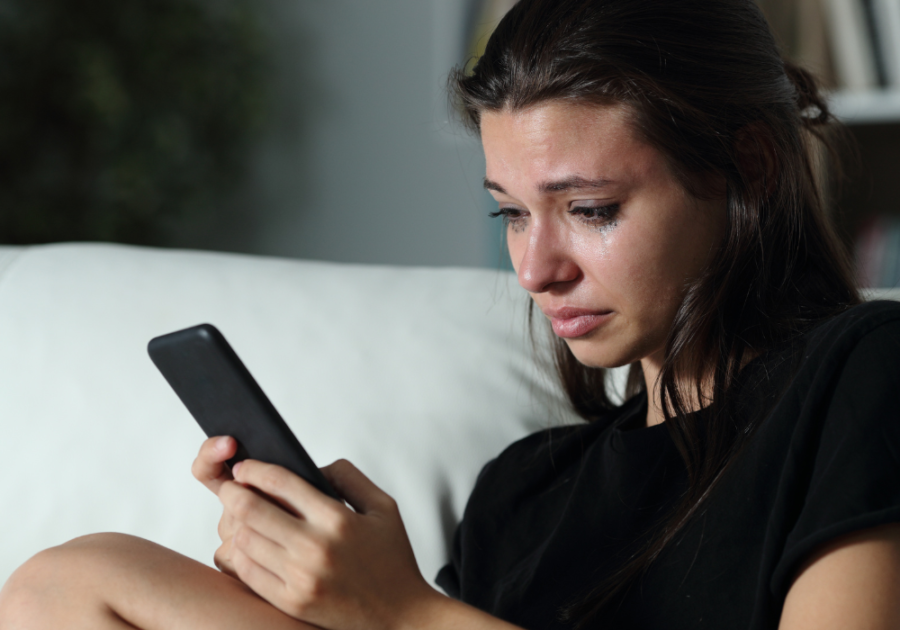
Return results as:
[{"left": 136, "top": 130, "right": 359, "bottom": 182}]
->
[
  {"left": 770, "top": 0, "right": 900, "bottom": 92},
  {"left": 872, "top": 0, "right": 900, "bottom": 87},
  {"left": 823, "top": 0, "right": 880, "bottom": 89}
]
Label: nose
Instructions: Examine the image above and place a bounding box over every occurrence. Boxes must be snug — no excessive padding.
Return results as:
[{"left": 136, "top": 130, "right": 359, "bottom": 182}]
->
[{"left": 514, "top": 223, "right": 581, "bottom": 293}]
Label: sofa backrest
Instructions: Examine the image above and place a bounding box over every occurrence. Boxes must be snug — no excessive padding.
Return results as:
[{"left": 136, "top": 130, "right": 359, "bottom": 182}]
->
[{"left": 0, "top": 243, "right": 580, "bottom": 587}]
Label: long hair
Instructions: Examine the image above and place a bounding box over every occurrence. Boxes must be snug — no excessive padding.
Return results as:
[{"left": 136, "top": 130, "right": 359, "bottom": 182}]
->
[{"left": 451, "top": 0, "right": 860, "bottom": 624}]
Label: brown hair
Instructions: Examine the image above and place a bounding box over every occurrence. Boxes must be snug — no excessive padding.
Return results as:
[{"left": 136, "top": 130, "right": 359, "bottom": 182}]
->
[{"left": 451, "top": 0, "right": 859, "bottom": 624}]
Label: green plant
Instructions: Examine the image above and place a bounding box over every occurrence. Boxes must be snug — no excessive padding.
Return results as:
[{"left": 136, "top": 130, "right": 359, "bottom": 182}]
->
[{"left": 0, "top": 0, "right": 270, "bottom": 245}]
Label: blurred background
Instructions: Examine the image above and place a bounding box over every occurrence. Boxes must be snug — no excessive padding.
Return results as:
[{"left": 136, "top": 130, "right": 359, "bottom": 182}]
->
[
  {"left": 0, "top": 0, "right": 898, "bottom": 278},
  {"left": 0, "top": 0, "right": 515, "bottom": 268}
]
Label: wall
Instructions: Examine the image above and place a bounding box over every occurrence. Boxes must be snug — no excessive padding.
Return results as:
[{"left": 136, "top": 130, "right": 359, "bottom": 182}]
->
[{"left": 210, "top": 0, "right": 502, "bottom": 268}]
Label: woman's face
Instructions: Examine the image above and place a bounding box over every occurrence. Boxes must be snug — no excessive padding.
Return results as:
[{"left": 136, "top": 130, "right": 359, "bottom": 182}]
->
[{"left": 481, "top": 101, "right": 726, "bottom": 370}]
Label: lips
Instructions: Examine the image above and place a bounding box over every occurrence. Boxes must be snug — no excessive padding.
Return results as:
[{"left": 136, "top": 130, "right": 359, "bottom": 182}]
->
[{"left": 543, "top": 307, "right": 613, "bottom": 339}]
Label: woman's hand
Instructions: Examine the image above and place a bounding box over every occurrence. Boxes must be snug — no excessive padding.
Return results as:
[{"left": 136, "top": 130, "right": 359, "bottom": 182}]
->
[
  {"left": 191, "top": 436, "right": 242, "bottom": 578},
  {"left": 218, "top": 458, "right": 438, "bottom": 630}
]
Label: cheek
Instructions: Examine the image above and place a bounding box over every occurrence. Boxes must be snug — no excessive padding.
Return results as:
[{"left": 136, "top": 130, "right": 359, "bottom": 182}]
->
[
  {"left": 573, "top": 229, "right": 645, "bottom": 293},
  {"left": 575, "top": 223, "right": 688, "bottom": 331},
  {"left": 506, "top": 230, "right": 526, "bottom": 273},
  {"left": 603, "top": 209, "right": 723, "bottom": 330}
]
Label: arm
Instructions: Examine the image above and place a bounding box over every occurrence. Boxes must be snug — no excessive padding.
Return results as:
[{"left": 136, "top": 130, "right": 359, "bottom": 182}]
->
[
  {"left": 779, "top": 523, "right": 900, "bottom": 630},
  {"left": 217, "top": 457, "right": 523, "bottom": 630}
]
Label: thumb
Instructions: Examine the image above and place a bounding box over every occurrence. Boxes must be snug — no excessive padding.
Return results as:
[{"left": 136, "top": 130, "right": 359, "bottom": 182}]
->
[{"left": 320, "top": 459, "right": 393, "bottom": 515}]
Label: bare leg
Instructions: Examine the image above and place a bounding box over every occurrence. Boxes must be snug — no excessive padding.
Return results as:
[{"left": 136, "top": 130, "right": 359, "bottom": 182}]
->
[{"left": 0, "top": 533, "right": 317, "bottom": 630}]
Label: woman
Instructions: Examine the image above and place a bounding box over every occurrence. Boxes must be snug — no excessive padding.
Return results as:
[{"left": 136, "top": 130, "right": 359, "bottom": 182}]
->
[{"left": 2, "top": 0, "right": 899, "bottom": 628}]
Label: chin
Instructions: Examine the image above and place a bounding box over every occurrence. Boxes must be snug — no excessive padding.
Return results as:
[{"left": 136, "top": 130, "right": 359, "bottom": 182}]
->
[{"left": 564, "top": 339, "right": 636, "bottom": 370}]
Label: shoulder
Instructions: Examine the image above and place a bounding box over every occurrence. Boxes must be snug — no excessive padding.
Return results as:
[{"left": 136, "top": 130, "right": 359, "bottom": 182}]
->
[
  {"left": 802, "top": 300, "right": 900, "bottom": 356},
  {"left": 748, "top": 301, "right": 900, "bottom": 402},
  {"left": 806, "top": 300, "right": 900, "bottom": 424},
  {"left": 779, "top": 300, "right": 900, "bottom": 403},
  {"left": 746, "top": 300, "right": 900, "bottom": 420}
]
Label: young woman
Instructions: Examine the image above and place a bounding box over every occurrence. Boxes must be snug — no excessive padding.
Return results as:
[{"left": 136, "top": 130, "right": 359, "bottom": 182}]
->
[{"left": 2, "top": 0, "right": 899, "bottom": 628}]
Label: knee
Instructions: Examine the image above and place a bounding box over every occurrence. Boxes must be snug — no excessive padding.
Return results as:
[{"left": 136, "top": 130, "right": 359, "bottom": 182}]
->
[
  {"left": 0, "top": 546, "right": 67, "bottom": 626},
  {"left": 58, "top": 531, "right": 143, "bottom": 552},
  {"left": 0, "top": 533, "right": 141, "bottom": 625}
]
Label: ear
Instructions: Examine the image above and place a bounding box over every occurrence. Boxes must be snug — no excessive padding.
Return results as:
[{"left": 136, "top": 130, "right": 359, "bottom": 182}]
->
[{"left": 734, "top": 122, "right": 778, "bottom": 198}]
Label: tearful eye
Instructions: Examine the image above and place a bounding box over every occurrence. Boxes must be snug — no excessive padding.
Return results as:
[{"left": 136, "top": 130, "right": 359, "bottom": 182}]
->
[
  {"left": 569, "top": 203, "right": 620, "bottom": 228},
  {"left": 489, "top": 207, "right": 528, "bottom": 232}
]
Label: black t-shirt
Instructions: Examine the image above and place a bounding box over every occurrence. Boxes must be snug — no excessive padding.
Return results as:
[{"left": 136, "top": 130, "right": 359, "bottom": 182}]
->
[{"left": 436, "top": 300, "right": 900, "bottom": 629}]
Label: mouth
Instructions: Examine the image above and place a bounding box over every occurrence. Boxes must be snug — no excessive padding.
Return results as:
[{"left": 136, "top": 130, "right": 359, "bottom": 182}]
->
[{"left": 544, "top": 307, "right": 613, "bottom": 339}]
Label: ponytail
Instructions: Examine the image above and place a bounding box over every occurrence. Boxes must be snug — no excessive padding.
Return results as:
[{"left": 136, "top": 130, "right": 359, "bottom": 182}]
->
[{"left": 784, "top": 60, "right": 833, "bottom": 127}]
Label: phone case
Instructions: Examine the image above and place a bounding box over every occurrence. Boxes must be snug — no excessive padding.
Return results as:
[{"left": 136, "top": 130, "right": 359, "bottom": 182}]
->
[{"left": 147, "top": 323, "right": 341, "bottom": 500}]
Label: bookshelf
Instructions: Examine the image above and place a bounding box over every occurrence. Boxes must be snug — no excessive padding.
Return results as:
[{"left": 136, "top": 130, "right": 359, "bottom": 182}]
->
[
  {"left": 831, "top": 116, "right": 900, "bottom": 287},
  {"left": 826, "top": 87, "right": 900, "bottom": 289},
  {"left": 755, "top": 0, "right": 900, "bottom": 288}
]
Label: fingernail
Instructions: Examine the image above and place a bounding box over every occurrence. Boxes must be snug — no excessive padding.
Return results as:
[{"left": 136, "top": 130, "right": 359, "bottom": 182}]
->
[
  {"left": 232, "top": 461, "right": 242, "bottom": 478},
  {"left": 216, "top": 436, "right": 230, "bottom": 452}
]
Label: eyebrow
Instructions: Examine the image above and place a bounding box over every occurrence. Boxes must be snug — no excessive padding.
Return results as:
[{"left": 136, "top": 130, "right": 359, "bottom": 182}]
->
[{"left": 483, "top": 175, "right": 613, "bottom": 195}]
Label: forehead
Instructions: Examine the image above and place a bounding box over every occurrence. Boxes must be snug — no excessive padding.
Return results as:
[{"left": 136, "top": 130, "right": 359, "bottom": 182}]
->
[
  {"left": 480, "top": 101, "right": 660, "bottom": 192},
  {"left": 481, "top": 100, "right": 635, "bottom": 144}
]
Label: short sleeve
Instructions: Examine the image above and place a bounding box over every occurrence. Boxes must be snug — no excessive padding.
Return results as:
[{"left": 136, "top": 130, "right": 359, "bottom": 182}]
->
[{"left": 772, "top": 318, "right": 900, "bottom": 593}]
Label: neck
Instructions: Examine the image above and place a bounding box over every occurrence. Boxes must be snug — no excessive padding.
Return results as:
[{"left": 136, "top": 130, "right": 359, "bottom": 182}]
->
[
  {"left": 640, "top": 349, "right": 759, "bottom": 428},
  {"left": 641, "top": 353, "right": 666, "bottom": 427},
  {"left": 640, "top": 351, "right": 712, "bottom": 428}
]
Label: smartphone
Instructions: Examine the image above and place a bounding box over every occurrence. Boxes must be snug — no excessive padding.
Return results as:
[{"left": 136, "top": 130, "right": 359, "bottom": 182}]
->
[{"left": 148, "top": 323, "right": 341, "bottom": 501}]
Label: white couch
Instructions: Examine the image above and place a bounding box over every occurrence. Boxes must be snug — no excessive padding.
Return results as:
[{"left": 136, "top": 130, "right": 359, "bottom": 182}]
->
[{"left": 0, "top": 243, "right": 586, "bottom": 589}]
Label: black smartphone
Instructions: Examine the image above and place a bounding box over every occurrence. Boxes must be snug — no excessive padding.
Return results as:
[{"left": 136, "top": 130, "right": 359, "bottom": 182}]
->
[{"left": 148, "top": 323, "right": 341, "bottom": 501}]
